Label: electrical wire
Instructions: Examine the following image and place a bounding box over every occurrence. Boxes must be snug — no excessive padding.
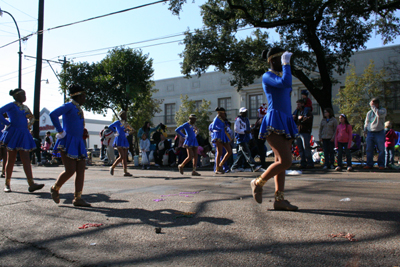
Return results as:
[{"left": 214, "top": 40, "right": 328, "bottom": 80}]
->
[
  {"left": 0, "top": 0, "right": 37, "bottom": 20},
  {"left": 0, "top": 0, "right": 168, "bottom": 50}
]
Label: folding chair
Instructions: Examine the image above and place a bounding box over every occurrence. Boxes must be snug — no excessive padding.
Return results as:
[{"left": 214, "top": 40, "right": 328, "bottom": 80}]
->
[{"left": 349, "top": 133, "right": 365, "bottom": 166}]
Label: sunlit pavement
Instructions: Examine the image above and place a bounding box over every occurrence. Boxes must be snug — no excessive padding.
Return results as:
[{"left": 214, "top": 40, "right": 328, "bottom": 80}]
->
[{"left": 0, "top": 164, "right": 399, "bottom": 266}]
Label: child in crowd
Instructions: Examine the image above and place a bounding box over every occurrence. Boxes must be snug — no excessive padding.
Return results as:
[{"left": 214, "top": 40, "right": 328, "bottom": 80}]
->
[
  {"left": 384, "top": 121, "right": 398, "bottom": 168},
  {"left": 334, "top": 114, "right": 353, "bottom": 171},
  {"left": 301, "top": 90, "right": 313, "bottom": 115},
  {"left": 140, "top": 133, "right": 151, "bottom": 170}
]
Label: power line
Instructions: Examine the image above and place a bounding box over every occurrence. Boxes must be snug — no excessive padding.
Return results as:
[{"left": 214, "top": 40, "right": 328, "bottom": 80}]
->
[
  {"left": 0, "top": 0, "right": 37, "bottom": 20},
  {"left": 0, "top": 0, "right": 168, "bottom": 50}
]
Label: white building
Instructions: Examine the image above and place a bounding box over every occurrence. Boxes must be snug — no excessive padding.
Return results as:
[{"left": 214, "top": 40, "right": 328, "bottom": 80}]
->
[
  {"left": 39, "top": 108, "right": 112, "bottom": 149},
  {"left": 152, "top": 45, "right": 400, "bottom": 141}
]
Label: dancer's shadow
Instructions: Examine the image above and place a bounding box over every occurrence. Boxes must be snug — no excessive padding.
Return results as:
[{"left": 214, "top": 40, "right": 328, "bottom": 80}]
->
[
  {"left": 31, "top": 192, "right": 128, "bottom": 204},
  {"left": 63, "top": 205, "right": 234, "bottom": 228},
  {"left": 296, "top": 209, "right": 400, "bottom": 223}
]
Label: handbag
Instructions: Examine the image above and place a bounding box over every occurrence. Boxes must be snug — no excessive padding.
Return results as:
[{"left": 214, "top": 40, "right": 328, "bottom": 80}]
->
[{"left": 142, "top": 152, "right": 149, "bottom": 165}]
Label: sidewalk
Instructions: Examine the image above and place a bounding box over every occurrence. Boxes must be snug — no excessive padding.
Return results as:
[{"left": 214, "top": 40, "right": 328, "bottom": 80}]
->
[{"left": 0, "top": 164, "right": 399, "bottom": 266}]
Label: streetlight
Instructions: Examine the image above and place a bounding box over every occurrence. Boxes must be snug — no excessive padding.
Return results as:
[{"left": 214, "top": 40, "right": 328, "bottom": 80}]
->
[{"left": 0, "top": 7, "right": 23, "bottom": 89}]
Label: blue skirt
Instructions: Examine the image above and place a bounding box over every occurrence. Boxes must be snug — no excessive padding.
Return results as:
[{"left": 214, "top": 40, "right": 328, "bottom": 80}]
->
[
  {"left": 259, "top": 110, "right": 298, "bottom": 140},
  {"left": 212, "top": 131, "right": 231, "bottom": 143},
  {"left": 183, "top": 136, "right": 198, "bottom": 148},
  {"left": 54, "top": 134, "right": 87, "bottom": 160},
  {"left": 0, "top": 126, "right": 36, "bottom": 151},
  {"left": 113, "top": 135, "right": 129, "bottom": 148}
]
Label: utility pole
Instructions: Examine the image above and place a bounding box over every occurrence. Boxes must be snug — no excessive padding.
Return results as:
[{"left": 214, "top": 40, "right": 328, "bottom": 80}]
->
[
  {"left": 62, "top": 56, "right": 67, "bottom": 103},
  {"left": 33, "top": 0, "right": 44, "bottom": 139}
]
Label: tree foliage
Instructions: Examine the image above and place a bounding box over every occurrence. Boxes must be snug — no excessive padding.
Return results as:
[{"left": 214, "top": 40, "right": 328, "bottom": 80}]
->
[
  {"left": 175, "top": 94, "right": 212, "bottom": 139},
  {"left": 59, "top": 47, "right": 156, "bottom": 117},
  {"left": 168, "top": 0, "right": 400, "bottom": 111},
  {"left": 334, "top": 61, "right": 389, "bottom": 132}
]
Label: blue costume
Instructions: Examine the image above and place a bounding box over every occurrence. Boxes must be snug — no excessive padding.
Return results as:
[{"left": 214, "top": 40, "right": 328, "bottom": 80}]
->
[
  {"left": 109, "top": 120, "right": 129, "bottom": 148},
  {"left": 50, "top": 100, "right": 87, "bottom": 160},
  {"left": 259, "top": 65, "right": 298, "bottom": 140},
  {"left": 0, "top": 121, "right": 5, "bottom": 146},
  {"left": 0, "top": 102, "right": 36, "bottom": 151},
  {"left": 175, "top": 122, "right": 199, "bottom": 148},
  {"left": 211, "top": 116, "right": 231, "bottom": 143}
]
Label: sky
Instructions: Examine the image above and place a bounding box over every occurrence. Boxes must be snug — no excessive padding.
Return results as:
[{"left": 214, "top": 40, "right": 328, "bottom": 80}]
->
[{"left": 1, "top": 0, "right": 399, "bottom": 121}]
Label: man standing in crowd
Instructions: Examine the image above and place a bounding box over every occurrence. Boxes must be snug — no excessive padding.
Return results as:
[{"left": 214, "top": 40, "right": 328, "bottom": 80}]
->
[
  {"left": 293, "top": 99, "right": 314, "bottom": 169},
  {"left": 230, "top": 107, "right": 261, "bottom": 172},
  {"left": 364, "top": 98, "right": 387, "bottom": 170}
]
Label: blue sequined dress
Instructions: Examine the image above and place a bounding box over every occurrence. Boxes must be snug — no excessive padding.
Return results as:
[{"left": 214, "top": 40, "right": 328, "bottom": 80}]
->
[
  {"left": 0, "top": 102, "right": 36, "bottom": 151},
  {"left": 259, "top": 65, "right": 298, "bottom": 140},
  {"left": 175, "top": 122, "right": 199, "bottom": 148},
  {"left": 50, "top": 100, "right": 87, "bottom": 160},
  {"left": 109, "top": 120, "right": 129, "bottom": 148},
  {"left": 211, "top": 116, "right": 231, "bottom": 143}
]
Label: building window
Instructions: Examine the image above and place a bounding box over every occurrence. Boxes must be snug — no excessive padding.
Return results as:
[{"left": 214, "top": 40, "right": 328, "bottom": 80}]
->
[
  {"left": 165, "top": 104, "right": 175, "bottom": 124},
  {"left": 194, "top": 100, "right": 202, "bottom": 110},
  {"left": 218, "top": 97, "right": 231, "bottom": 110},
  {"left": 249, "top": 94, "right": 263, "bottom": 119},
  {"left": 385, "top": 81, "right": 400, "bottom": 110}
]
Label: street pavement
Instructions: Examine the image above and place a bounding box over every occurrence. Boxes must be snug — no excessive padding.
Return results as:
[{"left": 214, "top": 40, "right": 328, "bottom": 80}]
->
[{"left": 0, "top": 163, "right": 399, "bottom": 267}]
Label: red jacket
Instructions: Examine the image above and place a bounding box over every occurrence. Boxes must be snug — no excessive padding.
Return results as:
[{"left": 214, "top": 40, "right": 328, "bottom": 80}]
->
[{"left": 385, "top": 129, "right": 398, "bottom": 147}]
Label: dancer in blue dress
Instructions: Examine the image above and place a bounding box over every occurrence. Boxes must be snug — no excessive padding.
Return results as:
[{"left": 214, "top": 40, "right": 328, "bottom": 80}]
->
[
  {"left": 49, "top": 84, "right": 90, "bottom": 207},
  {"left": 0, "top": 116, "right": 7, "bottom": 178},
  {"left": 0, "top": 89, "right": 44, "bottom": 193},
  {"left": 109, "top": 110, "right": 134, "bottom": 177},
  {"left": 175, "top": 114, "right": 200, "bottom": 176},
  {"left": 211, "top": 107, "right": 232, "bottom": 174},
  {"left": 250, "top": 47, "right": 299, "bottom": 211}
]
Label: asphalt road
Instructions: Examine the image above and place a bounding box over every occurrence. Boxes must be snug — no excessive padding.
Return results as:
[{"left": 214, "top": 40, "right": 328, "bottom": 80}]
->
[{"left": 0, "top": 164, "right": 399, "bottom": 267}]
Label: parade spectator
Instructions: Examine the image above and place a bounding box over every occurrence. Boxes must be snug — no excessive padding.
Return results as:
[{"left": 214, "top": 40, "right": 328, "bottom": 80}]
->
[
  {"left": 231, "top": 107, "right": 261, "bottom": 172},
  {"left": 102, "top": 126, "right": 115, "bottom": 165},
  {"left": 363, "top": 98, "right": 387, "bottom": 170},
  {"left": 154, "top": 134, "right": 171, "bottom": 166},
  {"left": 301, "top": 90, "right": 313, "bottom": 114},
  {"left": 140, "top": 133, "right": 151, "bottom": 170},
  {"left": 334, "top": 114, "right": 353, "bottom": 171},
  {"left": 319, "top": 108, "right": 337, "bottom": 169},
  {"left": 99, "top": 126, "right": 107, "bottom": 161},
  {"left": 137, "top": 121, "right": 161, "bottom": 141},
  {"left": 251, "top": 105, "right": 267, "bottom": 169},
  {"left": 293, "top": 99, "right": 314, "bottom": 169},
  {"left": 384, "top": 121, "right": 398, "bottom": 168}
]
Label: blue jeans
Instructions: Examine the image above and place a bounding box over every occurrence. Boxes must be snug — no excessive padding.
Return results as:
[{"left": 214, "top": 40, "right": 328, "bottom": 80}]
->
[
  {"left": 366, "top": 130, "right": 385, "bottom": 167},
  {"left": 296, "top": 133, "right": 313, "bottom": 167},
  {"left": 337, "top": 142, "right": 352, "bottom": 168},
  {"left": 231, "top": 142, "right": 257, "bottom": 171},
  {"left": 385, "top": 146, "right": 395, "bottom": 167},
  {"left": 322, "top": 139, "right": 335, "bottom": 167}
]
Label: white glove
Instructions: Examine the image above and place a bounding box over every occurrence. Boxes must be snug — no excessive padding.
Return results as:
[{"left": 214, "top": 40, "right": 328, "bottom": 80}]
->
[
  {"left": 114, "top": 132, "right": 119, "bottom": 137},
  {"left": 56, "top": 131, "right": 66, "bottom": 139},
  {"left": 281, "top": 51, "right": 292, "bottom": 65},
  {"left": 125, "top": 132, "right": 129, "bottom": 137}
]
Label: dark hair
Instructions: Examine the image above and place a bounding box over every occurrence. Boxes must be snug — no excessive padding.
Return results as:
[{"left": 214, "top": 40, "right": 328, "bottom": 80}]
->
[
  {"left": 215, "top": 107, "right": 226, "bottom": 112},
  {"left": 296, "top": 99, "right": 305, "bottom": 104},
  {"left": 142, "top": 121, "right": 150, "bottom": 131},
  {"left": 371, "top": 98, "right": 380, "bottom": 105},
  {"left": 68, "top": 84, "right": 83, "bottom": 95},
  {"left": 261, "top": 47, "right": 285, "bottom": 61},
  {"left": 46, "top": 131, "right": 51, "bottom": 135},
  {"left": 9, "top": 88, "right": 24, "bottom": 96},
  {"left": 324, "top": 108, "right": 334, "bottom": 119},
  {"left": 339, "top": 114, "right": 349, "bottom": 125}
]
